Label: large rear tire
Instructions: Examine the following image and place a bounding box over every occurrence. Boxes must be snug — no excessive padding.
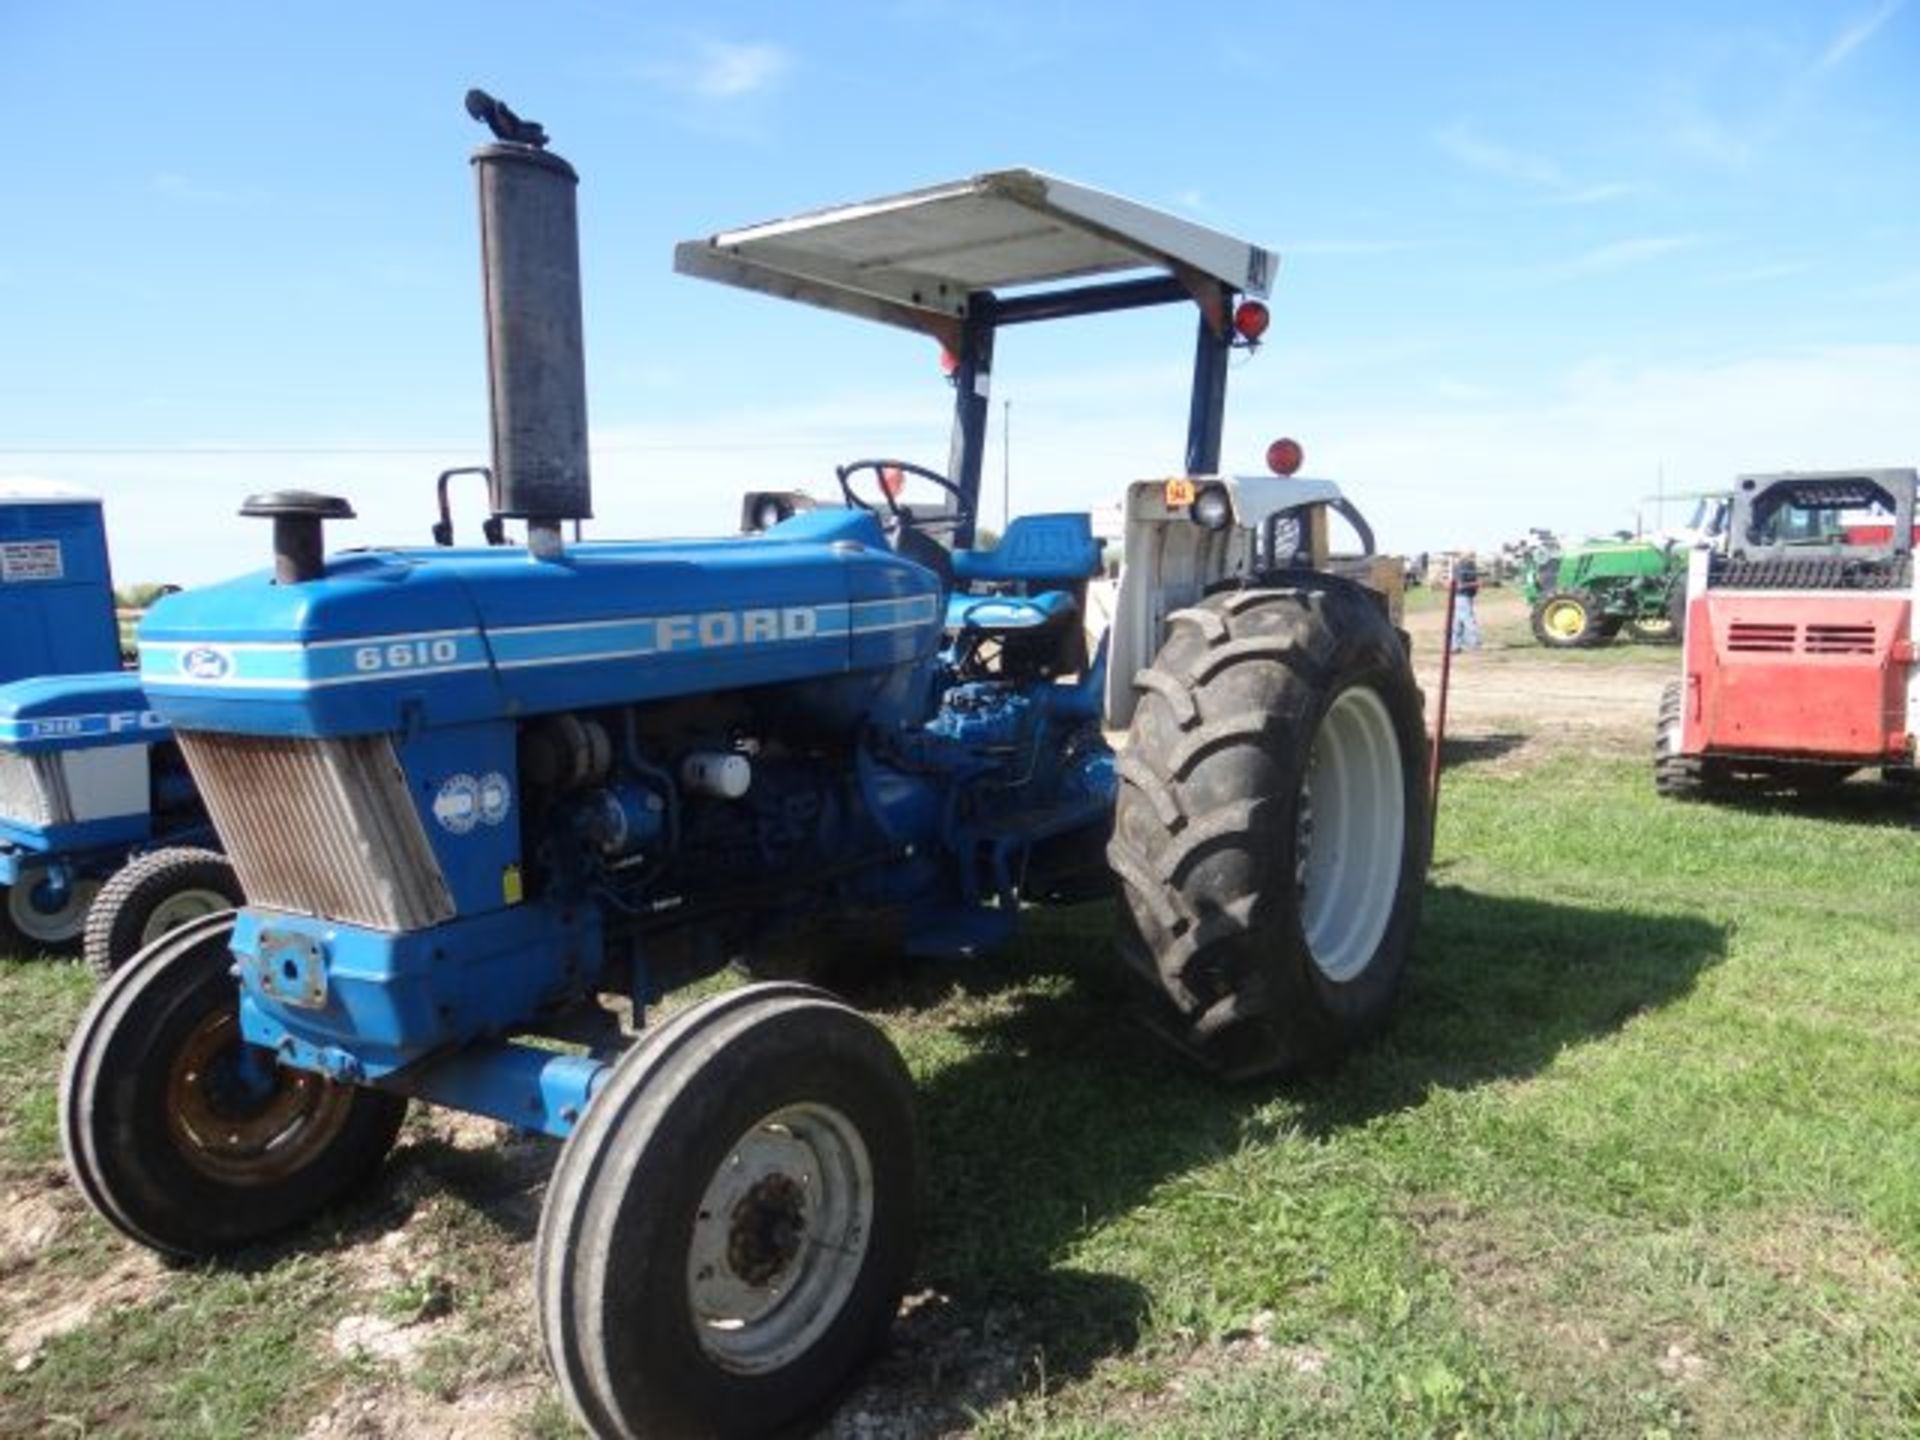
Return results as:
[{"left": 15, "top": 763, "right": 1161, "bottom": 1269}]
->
[
  {"left": 537, "top": 984, "right": 919, "bottom": 1439},
  {"left": 1530, "top": 589, "right": 1612, "bottom": 649},
  {"left": 83, "top": 846, "right": 242, "bottom": 979},
  {"left": 61, "top": 912, "right": 406, "bottom": 1258},
  {"left": 1110, "top": 580, "right": 1430, "bottom": 1079}
]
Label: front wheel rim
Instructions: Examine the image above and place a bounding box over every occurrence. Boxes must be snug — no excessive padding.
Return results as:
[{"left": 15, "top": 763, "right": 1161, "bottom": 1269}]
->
[
  {"left": 1297, "top": 686, "right": 1407, "bottom": 983},
  {"left": 164, "top": 1009, "right": 355, "bottom": 1185},
  {"left": 686, "top": 1101, "right": 874, "bottom": 1375},
  {"left": 10, "top": 875, "right": 101, "bottom": 943},
  {"left": 140, "top": 888, "right": 235, "bottom": 946}
]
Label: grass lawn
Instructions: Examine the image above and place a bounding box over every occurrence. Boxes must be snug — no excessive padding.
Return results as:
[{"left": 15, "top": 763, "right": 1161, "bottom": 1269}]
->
[{"left": 2, "top": 741, "right": 1916, "bottom": 1435}]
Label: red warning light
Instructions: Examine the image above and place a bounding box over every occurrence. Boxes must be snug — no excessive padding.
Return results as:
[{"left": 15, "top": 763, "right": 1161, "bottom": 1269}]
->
[
  {"left": 1266, "top": 437, "right": 1304, "bottom": 476},
  {"left": 1232, "top": 300, "right": 1271, "bottom": 343},
  {"left": 880, "top": 465, "right": 906, "bottom": 498},
  {"left": 938, "top": 345, "right": 960, "bottom": 376}
]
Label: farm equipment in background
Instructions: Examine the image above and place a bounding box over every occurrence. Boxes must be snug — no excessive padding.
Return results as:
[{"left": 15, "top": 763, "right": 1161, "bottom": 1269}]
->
[
  {"left": 0, "top": 484, "right": 238, "bottom": 956},
  {"left": 1522, "top": 494, "right": 1729, "bottom": 648},
  {"left": 1655, "top": 468, "right": 1916, "bottom": 800},
  {"left": 61, "top": 93, "right": 1429, "bottom": 1439}
]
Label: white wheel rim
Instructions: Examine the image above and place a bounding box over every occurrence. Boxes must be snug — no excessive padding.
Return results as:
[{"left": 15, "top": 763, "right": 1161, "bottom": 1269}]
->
[
  {"left": 1297, "top": 685, "right": 1406, "bottom": 984},
  {"left": 140, "top": 888, "right": 233, "bottom": 946},
  {"left": 8, "top": 874, "right": 101, "bottom": 944},
  {"left": 686, "top": 1101, "right": 873, "bottom": 1375}
]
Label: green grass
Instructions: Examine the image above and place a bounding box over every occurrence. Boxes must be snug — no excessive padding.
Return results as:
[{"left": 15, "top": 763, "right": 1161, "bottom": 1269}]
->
[{"left": 2, "top": 751, "right": 1916, "bottom": 1435}]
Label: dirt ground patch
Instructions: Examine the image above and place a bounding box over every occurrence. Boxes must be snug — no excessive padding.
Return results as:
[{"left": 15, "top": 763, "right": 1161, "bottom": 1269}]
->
[{"left": 1405, "top": 590, "right": 1673, "bottom": 764}]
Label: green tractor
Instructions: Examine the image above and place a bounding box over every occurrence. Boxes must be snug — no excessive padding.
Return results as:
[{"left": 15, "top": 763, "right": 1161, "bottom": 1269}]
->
[{"left": 1521, "top": 495, "right": 1729, "bottom": 649}]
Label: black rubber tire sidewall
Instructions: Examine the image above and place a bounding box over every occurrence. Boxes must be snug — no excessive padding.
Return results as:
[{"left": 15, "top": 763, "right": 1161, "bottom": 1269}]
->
[
  {"left": 565, "top": 998, "right": 918, "bottom": 1439},
  {"left": 83, "top": 847, "right": 241, "bottom": 979},
  {"left": 1112, "top": 581, "right": 1430, "bottom": 1078},
  {"left": 63, "top": 918, "right": 404, "bottom": 1258}
]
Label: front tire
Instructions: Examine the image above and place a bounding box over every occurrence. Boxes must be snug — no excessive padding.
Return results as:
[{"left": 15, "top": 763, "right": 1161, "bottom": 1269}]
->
[
  {"left": 83, "top": 846, "right": 242, "bottom": 979},
  {"left": 537, "top": 984, "right": 919, "bottom": 1440},
  {"left": 1625, "top": 613, "right": 1678, "bottom": 645},
  {"left": 61, "top": 912, "right": 406, "bottom": 1258},
  {"left": 1109, "top": 580, "right": 1430, "bottom": 1079},
  {"left": 1530, "top": 589, "right": 1612, "bottom": 649}
]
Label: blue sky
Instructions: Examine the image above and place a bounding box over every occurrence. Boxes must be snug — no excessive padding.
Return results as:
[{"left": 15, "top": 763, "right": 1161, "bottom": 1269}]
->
[{"left": 3, "top": 0, "right": 1916, "bottom": 581}]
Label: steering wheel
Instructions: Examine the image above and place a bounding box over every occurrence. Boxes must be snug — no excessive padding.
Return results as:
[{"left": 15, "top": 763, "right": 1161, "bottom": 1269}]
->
[{"left": 834, "top": 459, "right": 973, "bottom": 534}]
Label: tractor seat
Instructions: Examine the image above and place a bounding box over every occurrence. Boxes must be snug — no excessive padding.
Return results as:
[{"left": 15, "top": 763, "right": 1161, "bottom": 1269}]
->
[
  {"left": 951, "top": 513, "right": 1103, "bottom": 586},
  {"left": 945, "top": 590, "right": 1079, "bottom": 631},
  {"left": 946, "top": 513, "right": 1101, "bottom": 635}
]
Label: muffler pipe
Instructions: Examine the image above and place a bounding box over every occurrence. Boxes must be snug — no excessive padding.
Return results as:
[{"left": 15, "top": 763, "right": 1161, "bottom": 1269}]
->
[{"left": 468, "top": 90, "right": 592, "bottom": 556}]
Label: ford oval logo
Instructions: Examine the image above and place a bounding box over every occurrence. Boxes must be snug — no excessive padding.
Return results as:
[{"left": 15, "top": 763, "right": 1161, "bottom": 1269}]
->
[{"left": 180, "top": 646, "right": 232, "bottom": 680}]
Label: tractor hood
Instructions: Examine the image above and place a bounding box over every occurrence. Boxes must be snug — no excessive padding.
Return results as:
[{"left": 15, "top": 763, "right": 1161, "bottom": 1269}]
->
[
  {"left": 0, "top": 671, "right": 161, "bottom": 753},
  {"left": 139, "top": 510, "right": 942, "bottom": 738}
]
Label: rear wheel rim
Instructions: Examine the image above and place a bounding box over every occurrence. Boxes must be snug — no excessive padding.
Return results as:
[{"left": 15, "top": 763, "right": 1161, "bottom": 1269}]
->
[
  {"left": 10, "top": 875, "right": 101, "bottom": 943},
  {"left": 140, "top": 888, "right": 234, "bottom": 946},
  {"left": 1543, "top": 599, "right": 1587, "bottom": 639},
  {"left": 685, "top": 1101, "right": 874, "bottom": 1376},
  {"left": 1297, "top": 686, "right": 1406, "bottom": 983}
]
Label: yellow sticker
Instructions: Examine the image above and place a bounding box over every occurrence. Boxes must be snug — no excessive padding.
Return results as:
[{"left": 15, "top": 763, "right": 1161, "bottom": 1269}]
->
[
  {"left": 502, "top": 864, "right": 523, "bottom": 905},
  {"left": 1164, "top": 477, "right": 1196, "bottom": 507}
]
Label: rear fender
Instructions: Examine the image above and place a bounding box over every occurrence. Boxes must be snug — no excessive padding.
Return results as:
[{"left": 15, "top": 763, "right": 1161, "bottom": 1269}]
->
[{"left": 1106, "top": 475, "right": 1345, "bottom": 729}]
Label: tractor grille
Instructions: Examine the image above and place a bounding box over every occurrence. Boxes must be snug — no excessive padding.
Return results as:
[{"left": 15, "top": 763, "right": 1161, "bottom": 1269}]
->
[
  {"left": 176, "top": 732, "right": 455, "bottom": 932},
  {"left": 0, "top": 752, "right": 70, "bottom": 827}
]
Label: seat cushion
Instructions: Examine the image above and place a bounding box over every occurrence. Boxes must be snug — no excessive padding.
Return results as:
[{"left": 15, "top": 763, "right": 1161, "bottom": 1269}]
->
[
  {"left": 951, "top": 513, "right": 1102, "bottom": 585},
  {"left": 945, "top": 590, "right": 1080, "bottom": 632}
]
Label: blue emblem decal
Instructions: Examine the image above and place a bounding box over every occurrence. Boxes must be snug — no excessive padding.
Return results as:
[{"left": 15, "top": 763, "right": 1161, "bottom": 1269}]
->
[
  {"left": 433, "top": 774, "right": 481, "bottom": 834},
  {"left": 477, "top": 771, "right": 513, "bottom": 826}
]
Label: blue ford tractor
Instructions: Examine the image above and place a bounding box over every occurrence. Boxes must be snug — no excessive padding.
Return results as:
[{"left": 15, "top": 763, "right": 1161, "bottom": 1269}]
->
[
  {"left": 0, "top": 486, "right": 239, "bottom": 960},
  {"left": 62, "top": 94, "right": 1429, "bottom": 1439}
]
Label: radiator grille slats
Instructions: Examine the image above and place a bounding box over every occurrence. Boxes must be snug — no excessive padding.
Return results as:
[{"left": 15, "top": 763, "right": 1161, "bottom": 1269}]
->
[
  {"left": 176, "top": 732, "right": 454, "bottom": 931},
  {"left": 0, "top": 752, "right": 68, "bottom": 827}
]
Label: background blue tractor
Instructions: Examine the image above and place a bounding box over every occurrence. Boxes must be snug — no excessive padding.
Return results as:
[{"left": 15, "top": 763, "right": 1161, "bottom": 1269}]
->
[
  {"left": 0, "top": 485, "right": 239, "bottom": 961},
  {"left": 62, "top": 93, "right": 1429, "bottom": 1439}
]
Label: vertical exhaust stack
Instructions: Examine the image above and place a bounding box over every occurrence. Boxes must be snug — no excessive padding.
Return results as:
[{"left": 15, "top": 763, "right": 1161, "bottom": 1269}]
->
[{"left": 467, "top": 90, "right": 592, "bottom": 558}]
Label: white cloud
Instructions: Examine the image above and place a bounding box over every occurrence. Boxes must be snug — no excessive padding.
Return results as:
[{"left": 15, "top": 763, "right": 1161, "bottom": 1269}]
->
[
  {"left": 148, "top": 172, "right": 268, "bottom": 207},
  {"left": 1711, "top": 260, "right": 1813, "bottom": 286},
  {"left": 1436, "top": 122, "right": 1565, "bottom": 189},
  {"left": 647, "top": 39, "right": 792, "bottom": 100},
  {"left": 1817, "top": 0, "right": 1905, "bottom": 70},
  {"left": 1435, "top": 122, "right": 1631, "bottom": 205},
  {"left": 1543, "top": 181, "right": 1636, "bottom": 208},
  {"left": 31, "top": 345, "right": 1918, "bottom": 586},
  {"left": 1536, "top": 234, "right": 1707, "bottom": 281},
  {"left": 1281, "top": 239, "right": 1424, "bottom": 258},
  {"left": 1237, "top": 344, "right": 1920, "bottom": 552}
]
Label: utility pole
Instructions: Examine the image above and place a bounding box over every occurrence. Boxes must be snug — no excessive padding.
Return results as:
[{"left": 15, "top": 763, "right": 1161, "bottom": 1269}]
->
[{"left": 1001, "top": 398, "right": 1011, "bottom": 532}]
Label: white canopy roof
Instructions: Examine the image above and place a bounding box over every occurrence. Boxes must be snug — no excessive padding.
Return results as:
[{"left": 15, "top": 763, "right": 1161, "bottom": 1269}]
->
[{"left": 674, "top": 168, "right": 1276, "bottom": 341}]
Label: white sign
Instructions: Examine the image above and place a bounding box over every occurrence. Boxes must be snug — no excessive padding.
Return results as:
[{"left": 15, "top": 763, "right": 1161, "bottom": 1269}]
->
[{"left": 0, "top": 541, "right": 63, "bottom": 582}]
